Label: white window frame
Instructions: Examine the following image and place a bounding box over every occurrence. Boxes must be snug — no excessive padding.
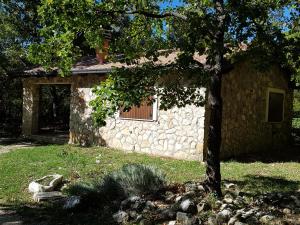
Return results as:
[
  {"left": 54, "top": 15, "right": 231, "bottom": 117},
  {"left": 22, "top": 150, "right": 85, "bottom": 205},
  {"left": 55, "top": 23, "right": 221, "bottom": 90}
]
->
[{"left": 265, "top": 87, "right": 285, "bottom": 123}]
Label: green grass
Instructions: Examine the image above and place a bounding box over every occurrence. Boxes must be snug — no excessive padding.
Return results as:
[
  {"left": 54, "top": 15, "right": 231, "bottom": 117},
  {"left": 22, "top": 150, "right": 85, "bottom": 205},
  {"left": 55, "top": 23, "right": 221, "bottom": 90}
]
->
[{"left": 0, "top": 145, "right": 299, "bottom": 204}]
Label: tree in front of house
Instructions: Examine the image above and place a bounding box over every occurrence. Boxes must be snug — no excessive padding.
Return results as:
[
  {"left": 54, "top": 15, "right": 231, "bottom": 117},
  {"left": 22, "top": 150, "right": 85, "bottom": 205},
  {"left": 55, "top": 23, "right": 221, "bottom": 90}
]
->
[
  {"left": 0, "top": 0, "right": 40, "bottom": 134},
  {"left": 29, "top": 0, "right": 300, "bottom": 196}
]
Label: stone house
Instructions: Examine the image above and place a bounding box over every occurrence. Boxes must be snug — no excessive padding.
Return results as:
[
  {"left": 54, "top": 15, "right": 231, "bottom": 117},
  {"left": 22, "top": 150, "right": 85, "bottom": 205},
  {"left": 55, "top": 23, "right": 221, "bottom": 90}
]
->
[{"left": 22, "top": 54, "right": 293, "bottom": 161}]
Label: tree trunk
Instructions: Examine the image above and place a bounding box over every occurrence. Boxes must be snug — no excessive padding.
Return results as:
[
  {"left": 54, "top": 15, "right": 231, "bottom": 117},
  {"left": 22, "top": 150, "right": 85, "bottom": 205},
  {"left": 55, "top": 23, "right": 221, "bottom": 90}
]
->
[{"left": 204, "top": 0, "right": 225, "bottom": 197}]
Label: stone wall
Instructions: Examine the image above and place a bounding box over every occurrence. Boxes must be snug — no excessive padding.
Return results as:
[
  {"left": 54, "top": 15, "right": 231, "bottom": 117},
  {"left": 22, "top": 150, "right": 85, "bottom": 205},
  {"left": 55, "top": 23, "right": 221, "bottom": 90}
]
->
[
  {"left": 217, "top": 62, "right": 293, "bottom": 158},
  {"left": 69, "top": 75, "right": 206, "bottom": 161},
  {"left": 22, "top": 62, "right": 293, "bottom": 161},
  {"left": 22, "top": 74, "right": 206, "bottom": 161}
]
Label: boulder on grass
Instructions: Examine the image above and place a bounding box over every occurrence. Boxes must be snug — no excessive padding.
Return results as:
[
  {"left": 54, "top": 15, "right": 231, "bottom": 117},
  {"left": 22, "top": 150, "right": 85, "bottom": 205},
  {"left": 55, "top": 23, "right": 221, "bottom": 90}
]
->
[
  {"left": 33, "top": 191, "right": 65, "bottom": 202},
  {"left": 28, "top": 174, "right": 63, "bottom": 193}
]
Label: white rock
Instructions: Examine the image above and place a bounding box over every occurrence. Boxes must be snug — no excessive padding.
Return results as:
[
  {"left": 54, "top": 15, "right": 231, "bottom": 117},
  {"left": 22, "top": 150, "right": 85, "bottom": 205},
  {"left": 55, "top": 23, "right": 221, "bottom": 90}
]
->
[
  {"left": 113, "top": 211, "right": 128, "bottom": 224},
  {"left": 175, "top": 196, "right": 182, "bottom": 202},
  {"left": 180, "top": 199, "right": 192, "bottom": 212},
  {"left": 225, "top": 183, "right": 236, "bottom": 189},
  {"left": 259, "top": 215, "right": 275, "bottom": 224},
  {"left": 168, "top": 221, "right": 176, "bottom": 225},
  {"left": 228, "top": 216, "right": 238, "bottom": 225},
  {"left": 234, "top": 222, "right": 247, "bottom": 225},
  {"left": 207, "top": 216, "right": 217, "bottom": 225},
  {"left": 28, "top": 181, "right": 44, "bottom": 193},
  {"left": 33, "top": 191, "right": 64, "bottom": 202},
  {"left": 63, "top": 196, "right": 81, "bottom": 209},
  {"left": 28, "top": 174, "right": 63, "bottom": 194},
  {"left": 216, "top": 209, "right": 232, "bottom": 224}
]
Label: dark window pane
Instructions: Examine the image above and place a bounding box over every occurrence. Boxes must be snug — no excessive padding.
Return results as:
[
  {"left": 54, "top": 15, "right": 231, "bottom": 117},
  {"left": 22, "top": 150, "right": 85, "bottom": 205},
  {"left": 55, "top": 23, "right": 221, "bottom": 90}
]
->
[{"left": 268, "top": 92, "right": 284, "bottom": 122}]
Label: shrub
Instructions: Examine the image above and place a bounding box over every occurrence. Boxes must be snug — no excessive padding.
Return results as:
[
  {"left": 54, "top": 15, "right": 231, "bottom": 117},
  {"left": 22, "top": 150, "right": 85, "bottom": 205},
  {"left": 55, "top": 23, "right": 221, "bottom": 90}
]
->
[
  {"left": 67, "top": 164, "right": 167, "bottom": 207},
  {"left": 103, "top": 163, "right": 167, "bottom": 196}
]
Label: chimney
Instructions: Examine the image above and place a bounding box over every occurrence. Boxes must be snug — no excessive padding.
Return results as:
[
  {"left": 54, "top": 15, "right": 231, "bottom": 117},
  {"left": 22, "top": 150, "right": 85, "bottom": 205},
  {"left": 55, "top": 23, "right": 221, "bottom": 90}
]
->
[{"left": 96, "top": 39, "right": 110, "bottom": 64}]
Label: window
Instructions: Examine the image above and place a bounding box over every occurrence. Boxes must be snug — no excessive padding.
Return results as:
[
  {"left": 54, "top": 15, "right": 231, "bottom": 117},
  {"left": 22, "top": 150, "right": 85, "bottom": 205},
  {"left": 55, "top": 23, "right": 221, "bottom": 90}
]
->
[
  {"left": 266, "top": 88, "right": 285, "bottom": 122},
  {"left": 119, "top": 99, "right": 157, "bottom": 121}
]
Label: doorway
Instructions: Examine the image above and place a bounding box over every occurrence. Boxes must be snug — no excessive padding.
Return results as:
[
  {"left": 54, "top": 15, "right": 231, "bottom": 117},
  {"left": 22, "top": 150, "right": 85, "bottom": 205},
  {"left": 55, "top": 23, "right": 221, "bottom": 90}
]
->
[{"left": 38, "top": 84, "right": 71, "bottom": 136}]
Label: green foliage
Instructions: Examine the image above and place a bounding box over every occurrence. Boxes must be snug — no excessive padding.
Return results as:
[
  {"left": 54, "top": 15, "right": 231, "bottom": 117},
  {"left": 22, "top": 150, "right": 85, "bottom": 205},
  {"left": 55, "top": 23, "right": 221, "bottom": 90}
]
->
[
  {"left": 293, "top": 90, "right": 300, "bottom": 129},
  {"left": 0, "top": 0, "right": 40, "bottom": 133},
  {"left": 29, "top": 0, "right": 300, "bottom": 126}
]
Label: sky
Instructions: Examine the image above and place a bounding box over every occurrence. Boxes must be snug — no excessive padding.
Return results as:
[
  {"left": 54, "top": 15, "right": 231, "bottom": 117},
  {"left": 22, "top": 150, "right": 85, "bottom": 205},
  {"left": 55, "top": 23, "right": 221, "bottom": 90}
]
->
[{"left": 161, "top": 0, "right": 184, "bottom": 9}]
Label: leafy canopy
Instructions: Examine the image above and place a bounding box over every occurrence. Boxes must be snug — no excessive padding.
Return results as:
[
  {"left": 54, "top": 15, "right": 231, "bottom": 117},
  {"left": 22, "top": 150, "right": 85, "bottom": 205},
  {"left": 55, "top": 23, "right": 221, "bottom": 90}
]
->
[{"left": 29, "top": 0, "right": 300, "bottom": 125}]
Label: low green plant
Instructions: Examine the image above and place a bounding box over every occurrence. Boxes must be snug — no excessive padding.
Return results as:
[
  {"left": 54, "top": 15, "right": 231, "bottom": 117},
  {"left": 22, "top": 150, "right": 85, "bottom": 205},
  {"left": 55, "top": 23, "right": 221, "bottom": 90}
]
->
[
  {"left": 105, "top": 163, "right": 167, "bottom": 196},
  {"left": 67, "top": 164, "right": 167, "bottom": 206}
]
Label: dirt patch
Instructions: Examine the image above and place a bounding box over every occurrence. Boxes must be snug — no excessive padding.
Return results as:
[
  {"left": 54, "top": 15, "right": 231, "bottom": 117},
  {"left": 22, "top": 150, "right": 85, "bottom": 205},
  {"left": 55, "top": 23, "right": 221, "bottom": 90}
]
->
[{"left": 0, "top": 138, "right": 38, "bottom": 155}]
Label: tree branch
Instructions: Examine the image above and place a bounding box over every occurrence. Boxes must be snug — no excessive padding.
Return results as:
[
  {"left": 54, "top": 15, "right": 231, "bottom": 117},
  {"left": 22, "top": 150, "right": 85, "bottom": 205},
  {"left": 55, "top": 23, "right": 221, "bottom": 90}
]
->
[{"left": 96, "top": 9, "right": 187, "bottom": 20}]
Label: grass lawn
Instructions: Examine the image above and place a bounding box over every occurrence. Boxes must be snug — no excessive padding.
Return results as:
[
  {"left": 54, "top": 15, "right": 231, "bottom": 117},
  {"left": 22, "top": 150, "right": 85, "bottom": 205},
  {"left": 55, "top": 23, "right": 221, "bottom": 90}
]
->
[{"left": 0, "top": 145, "right": 299, "bottom": 204}]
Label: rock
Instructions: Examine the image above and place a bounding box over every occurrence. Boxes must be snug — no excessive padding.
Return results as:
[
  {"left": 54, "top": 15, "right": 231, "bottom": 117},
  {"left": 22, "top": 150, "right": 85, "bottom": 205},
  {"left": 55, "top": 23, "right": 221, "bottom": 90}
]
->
[
  {"left": 121, "top": 196, "right": 142, "bottom": 210},
  {"left": 63, "top": 196, "right": 80, "bottom": 209},
  {"left": 283, "top": 208, "right": 292, "bottom": 214},
  {"left": 234, "top": 222, "right": 247, "bottom": 225},
  {"left": 220, "top": 203, "right": 229, "bottom": 211},
  {"left": 113, "top": 211, "right": 129, "bottom": 224},
  {"left": 185, "top": 182, "right": 198, "bottom": 192},
  {"left": 216, "top": 209, "right": 232, "bottom": 224},
  {"left": 132, "top": 199, "right": 146, "bottom": 211},
  {"left": 291, "top": 195, "right": 300, "bottom": 207},
  {"left": 259, "top": 215, "right": 275, "bottom": 224},
  {"left": 145, "top": 200, "right": 156, "bottom": 210},
  {"left": 28, "top": 174, "right": 63, "bottom": 193},
  {"left": 228, "top": 216, "right": 238, "bottom": 225},
  {"left": 207, "top": 216, "right": 217, "bottom": 225},
  {"left": 33, "top": 191, "right": 65, "bottom": 202},
  {"left": 214, "top": 200, "right": 223, "bottom": 209},
  {"left": 197, "top": 202, "right": 211, "bottom": 213},
  {"left": 225, "top": 183, "right": 236, "bottom": 190},
  {"left": 161, "top": 208, "right": 176, "bottom": 220},
  {"left": 180, "top": 199, "right": 196, "bottom": 213},
  {"left": 176, "top": 212, "right": 197, "bottom": 225},
  {"left": 197, "top": 184, "right": 205, "bottom": 192},
  {"left": 166, "top": 192, "right": 176, "bottom": 202},
  {"left": 241, "top": 209, "right": 256, "bottom": 219},
  {"left": 128, "top": 196, "right": 141, "bottom": 202},
  {"left": 28, "top": 181, "right": 44, "bottom": 193},
  {"left": 175, "top": 196, "right": 182, "bottom": 203},
  {"left": 245, "top": 216, "right": 258, "bottom": 224},
  {"left": 176, "top": 212, "right": 188, "bottom": 222},
  {"left": 233, "top": 196, "right": 245, "bottom": 207},
  {"left": 223, "top": 194, "right": 234, "bottom": 204},
  {"left": 128, "top": 210, "right": 138, "bottom": 219},
  {"left": 168, "top": 221, "right": 176, "bottom": 225}
]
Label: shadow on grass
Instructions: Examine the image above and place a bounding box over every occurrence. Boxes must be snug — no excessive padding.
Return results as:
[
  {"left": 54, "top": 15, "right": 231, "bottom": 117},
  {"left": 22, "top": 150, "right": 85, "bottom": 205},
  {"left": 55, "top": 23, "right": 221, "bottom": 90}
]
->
[
  {"left": 224, "top": 175, "right": 300, "bottom": 196},
  {"left": 224, "top": 146, "right": 300, "bottom": 163},
  {"left": 0, "top": 201, "right": 119, "bottom": 225}
]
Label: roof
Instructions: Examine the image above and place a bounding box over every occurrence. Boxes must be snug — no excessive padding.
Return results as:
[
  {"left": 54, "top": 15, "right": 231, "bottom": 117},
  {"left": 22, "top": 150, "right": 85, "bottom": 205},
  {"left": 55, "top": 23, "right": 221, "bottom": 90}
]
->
[{"left": 24, "top": 52, "right": 207, "bottom": 76}]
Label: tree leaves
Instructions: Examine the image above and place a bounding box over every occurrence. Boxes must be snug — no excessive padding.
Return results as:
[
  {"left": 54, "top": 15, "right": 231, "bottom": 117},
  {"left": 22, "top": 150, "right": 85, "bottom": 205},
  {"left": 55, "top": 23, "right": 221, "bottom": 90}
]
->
[{"left": 29, "top": 0, "right": 300, "bottom": 124}]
